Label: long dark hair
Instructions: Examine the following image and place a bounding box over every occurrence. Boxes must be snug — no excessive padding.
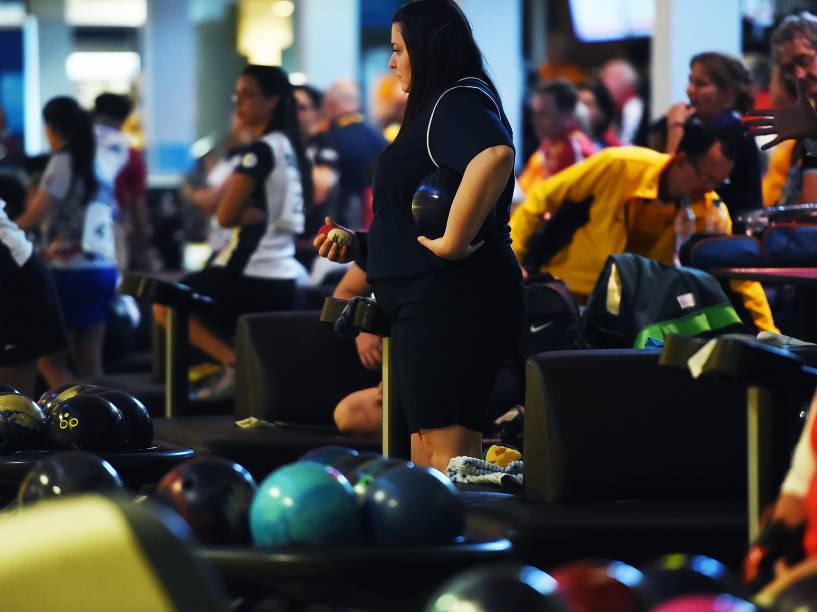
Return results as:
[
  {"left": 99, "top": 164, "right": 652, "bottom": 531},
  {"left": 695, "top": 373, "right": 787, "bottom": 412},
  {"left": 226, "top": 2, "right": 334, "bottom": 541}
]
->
[
  {"left": 42, "top": 96, "right": 98, "bottom": 205},
  {"left": 690, "top": 52, "right": 754, "bottom": 115},
  {"left": 391, "top": 0, "right": 503, "bottom": 142},
  {"left": 240, "top": 65, "right": 313, "bottom": 208}
]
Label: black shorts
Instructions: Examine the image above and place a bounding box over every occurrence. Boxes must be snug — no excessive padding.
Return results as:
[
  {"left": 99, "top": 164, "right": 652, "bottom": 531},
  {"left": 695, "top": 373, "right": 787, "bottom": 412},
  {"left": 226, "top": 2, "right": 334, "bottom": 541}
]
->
[
  {"left": 181, "top": 266, "right": 297, "bottom": 332},
  {"left": 0, "top": 254, "right": 68, "bottom": 365},
  {"left": 374, "top": 245, "right": 525, "bottom": 433}
]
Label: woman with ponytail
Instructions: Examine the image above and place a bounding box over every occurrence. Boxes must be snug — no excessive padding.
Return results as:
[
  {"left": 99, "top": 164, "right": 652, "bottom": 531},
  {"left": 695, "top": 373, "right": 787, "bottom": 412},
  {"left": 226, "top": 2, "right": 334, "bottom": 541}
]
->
[
  {"left": 154, "top": 64, "right": 312, "bottom": 400},
  {"left": 16, "top": 95, "right": 116, "bottom": 383}
]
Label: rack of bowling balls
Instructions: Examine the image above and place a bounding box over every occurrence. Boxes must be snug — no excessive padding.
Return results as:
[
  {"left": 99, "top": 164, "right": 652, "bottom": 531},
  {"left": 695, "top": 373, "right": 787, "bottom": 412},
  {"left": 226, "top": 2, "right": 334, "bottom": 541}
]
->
[
  {"left": 0, "top": 382, "right": 193, "bottom": 498},
  {"left": 147, "top": 445, "right": 514, "bottom": 609}
]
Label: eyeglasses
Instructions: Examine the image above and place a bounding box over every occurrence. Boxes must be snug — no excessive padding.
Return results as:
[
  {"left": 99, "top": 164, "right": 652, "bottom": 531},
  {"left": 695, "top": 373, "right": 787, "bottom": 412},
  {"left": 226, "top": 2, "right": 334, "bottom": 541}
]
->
[
  {"left": 780, "top": 50, "right": 817, "bottom": 79},
  {"left": 231, "top": 91, "right": 262, "bottom": 103},
  {"left": 690, "top": 157, "right": 724, "bottom": 189}
]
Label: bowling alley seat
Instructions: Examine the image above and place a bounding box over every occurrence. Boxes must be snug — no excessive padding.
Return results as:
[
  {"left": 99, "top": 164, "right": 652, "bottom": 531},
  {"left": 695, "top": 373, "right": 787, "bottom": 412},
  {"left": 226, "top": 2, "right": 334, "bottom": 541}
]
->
[
  {"left": 465, "top": 349, "right": 751, "bottom": 568},
  {"left": 153, "top": 309, "right": 382, "bottom": 479},
  {"left": 0, "top": 495, "right": 228, "bottom": 612}
]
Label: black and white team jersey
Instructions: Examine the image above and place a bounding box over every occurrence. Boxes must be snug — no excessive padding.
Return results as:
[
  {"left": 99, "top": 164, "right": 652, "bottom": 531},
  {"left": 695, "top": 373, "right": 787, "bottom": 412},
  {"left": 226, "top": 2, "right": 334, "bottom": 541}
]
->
[
  {"left": 0, "top": 199, "right": 33, "bottom": 276},
  {"left": 211, "top": 131, "right": 306, "bottom": 280}
]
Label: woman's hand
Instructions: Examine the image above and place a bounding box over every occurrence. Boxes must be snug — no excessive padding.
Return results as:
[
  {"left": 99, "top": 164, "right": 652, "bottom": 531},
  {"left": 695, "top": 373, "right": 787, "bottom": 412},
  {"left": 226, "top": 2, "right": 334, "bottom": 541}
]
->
[
  {"left": 667, "top": 102, "right": 695, "bottom": 128},
  {"left": 355, "top": 332, "right": 382, "bottom": 370},
  {"left": 313, "top": 217, "right": 360, "bottom": 263},
  {"left": 417, "top": 234, "right": 483, "bottom": 260},
  {"left": 743, "top": 79, "right": 817, "bottom": 149}
]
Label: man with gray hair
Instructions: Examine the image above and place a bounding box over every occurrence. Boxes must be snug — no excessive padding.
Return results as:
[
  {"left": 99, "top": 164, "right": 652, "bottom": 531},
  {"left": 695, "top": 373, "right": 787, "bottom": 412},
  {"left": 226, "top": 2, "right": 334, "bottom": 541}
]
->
[
  {"left": 745, "top": 12, "right": 817, "bottom": 149},
  {"left": 319, "top": 79, "right": 387, "bottom": 229}
]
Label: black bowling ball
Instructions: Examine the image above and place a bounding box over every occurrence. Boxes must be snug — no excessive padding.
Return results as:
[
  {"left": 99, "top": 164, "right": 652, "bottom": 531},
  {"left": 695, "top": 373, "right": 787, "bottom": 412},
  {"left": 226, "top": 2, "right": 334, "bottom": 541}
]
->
[
  {"left": 95, "top": 390, "right": 153, "bottom": 450},
  {"left": 0, "top": 394, "right": 47, "bottom": 452},
  {"left": 18, "top": 451, "right": 124, "bottom": 506},
  {"left": 425, "top": 562, "right": 567, "bottom": 611},
  {"left": 156, "top": 457, "right": 257, "bottom": 545},
  {"left": 637, "top": 554, "right": 746, "bottom": 607},
  {"left": 47, "top": 394, "right": 127, "bottom": 451},
  {"left": 328, "top": 451, "right": 382, "bottom": 483},
  {"left": 37, "top": 383, "right": 107, "bottom": 418},
  {"left": 411, "top": 167, "right": 460, "bottom": 240}
]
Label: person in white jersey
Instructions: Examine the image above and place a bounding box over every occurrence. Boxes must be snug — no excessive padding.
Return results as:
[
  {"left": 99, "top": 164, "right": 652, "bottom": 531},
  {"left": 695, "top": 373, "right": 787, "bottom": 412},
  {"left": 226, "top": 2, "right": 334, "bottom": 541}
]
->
[
  {"left": 16, "top": 96, "right": 118, "bottom": 383},
  {"left": 154, "top": 65, "right": 313, "bottom": 400}
]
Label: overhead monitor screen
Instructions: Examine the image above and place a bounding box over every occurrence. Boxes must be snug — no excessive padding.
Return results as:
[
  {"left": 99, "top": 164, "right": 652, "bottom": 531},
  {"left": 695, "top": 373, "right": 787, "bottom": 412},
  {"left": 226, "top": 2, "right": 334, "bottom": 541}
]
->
[{"left": 568, "top": 0, "right": 655, "bottom": 42}]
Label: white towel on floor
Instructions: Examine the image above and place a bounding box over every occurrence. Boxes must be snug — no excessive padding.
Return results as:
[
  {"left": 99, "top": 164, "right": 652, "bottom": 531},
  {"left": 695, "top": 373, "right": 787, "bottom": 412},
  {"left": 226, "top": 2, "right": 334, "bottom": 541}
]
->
[{"left": 447, "top": 456, "right": 523, "bottom": 488}]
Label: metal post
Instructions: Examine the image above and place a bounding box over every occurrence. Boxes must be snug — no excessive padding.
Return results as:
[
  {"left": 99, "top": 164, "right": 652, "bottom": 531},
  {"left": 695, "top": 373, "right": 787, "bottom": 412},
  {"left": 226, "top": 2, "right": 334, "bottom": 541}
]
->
[
  {"left": 381, "top": 336, "right": 410, "bottom": 459},
  {"left": 165, "top": 307, "right": 189, "bottom": 418},
  {"left": 747, "top": 385, "right": 774, "bottom": 541}
]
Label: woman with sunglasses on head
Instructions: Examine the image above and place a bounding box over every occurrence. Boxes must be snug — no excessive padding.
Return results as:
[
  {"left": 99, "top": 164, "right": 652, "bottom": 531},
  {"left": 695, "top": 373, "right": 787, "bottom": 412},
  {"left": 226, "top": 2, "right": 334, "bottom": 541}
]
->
[
  {"left": 665, "top": 52, "right": 762, "bottom": 214},
  {"left": 155, "top": 65, "right": 312, "bottom": 400},
  {"left": 314, "top": 0, "right": 525, "bottom": 473}
]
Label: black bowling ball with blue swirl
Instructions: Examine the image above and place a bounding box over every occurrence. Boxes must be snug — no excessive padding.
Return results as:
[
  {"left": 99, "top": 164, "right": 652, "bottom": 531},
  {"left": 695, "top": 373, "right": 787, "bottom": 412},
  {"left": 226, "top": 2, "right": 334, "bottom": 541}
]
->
[{"left": 47, "top": 394, "right": 128, "bottom": 451}]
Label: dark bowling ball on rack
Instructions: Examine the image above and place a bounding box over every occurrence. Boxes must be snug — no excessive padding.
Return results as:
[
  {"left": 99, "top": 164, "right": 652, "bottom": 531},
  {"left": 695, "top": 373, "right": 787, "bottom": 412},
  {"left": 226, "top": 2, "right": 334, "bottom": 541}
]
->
[
  {"left": 299, "top": 445, "right": 358, "bottom": 466},
  {"left": 18, "top": 451, "right": 124, "bottom": 506},
  {"left": 94, "top": 391, "right": 153, "bottom": 449},
  {"left": 651, "top": 593, "right": 756, "bottom": 611},
  {"left": 637, "top": 554, "right": 745, "bottom": 608},
  {"left": 328, "top": 451, "right": 382, "bottom": 483},
  {"left": 156, "top": 457, "right": 257, "bottom": 545},
  {"left": 552, "top": 559, "right": 644, "bottom": 612},
  {"left": 350, "top": 457, "right": 413, "bottom": 501},
  {"left": 0, "top": 384, "right": 20, "bottom": 395},
  {"left": 363, "top": 465, "right": 465, "bottom": 544},
  {"left": 411, "top": 166, "right": 460, "bottom": 240},
  {"left": 425, "top": 562, "right": 568, "bottom": 612},
  {"left": 46, "top": 393, "right": 127, "bottom": 451},
  {"left": 0, "top": 394, "right": 48, "bottom": 453},
  {"left": 38, "top": 383, "right": 107, "bottom": 418}
]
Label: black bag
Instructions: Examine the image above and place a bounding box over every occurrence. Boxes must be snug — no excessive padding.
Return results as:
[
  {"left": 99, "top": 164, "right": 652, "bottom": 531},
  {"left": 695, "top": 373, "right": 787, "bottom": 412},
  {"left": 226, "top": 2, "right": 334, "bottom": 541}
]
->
[
  {"left": 520, "top": 272, "right": 581, "bottom": 357},
  {"left": 583, "top": 253, "right": 743, "bottom": 348}
]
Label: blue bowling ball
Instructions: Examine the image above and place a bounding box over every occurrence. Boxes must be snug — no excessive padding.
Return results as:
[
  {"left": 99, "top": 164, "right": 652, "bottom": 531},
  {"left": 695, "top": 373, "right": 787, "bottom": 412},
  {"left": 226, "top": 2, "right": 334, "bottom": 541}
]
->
[
  {"left": 350, "top": 457, "right": 413, "bottom": 501},
  {"left": 363, "top": 465, "right": 465, "bottom": 544},
  {"left": 425, "top": 562, "right": 567, "bottom": 611},
  {"left": 250, "top": 461, "right": 360, "bottom": 546},
  {"left": 299, "top": 445, "right": 358, "bottom": 465},
  {"left": 328, "top": 451, "right": 382, "bottom": 483}
]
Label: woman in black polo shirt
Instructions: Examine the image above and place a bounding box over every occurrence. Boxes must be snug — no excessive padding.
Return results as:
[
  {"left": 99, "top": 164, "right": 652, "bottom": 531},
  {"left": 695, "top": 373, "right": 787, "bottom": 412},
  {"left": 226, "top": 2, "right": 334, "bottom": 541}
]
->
[{"left": 315, "top": 0, "right": 525, "bottom": 472}]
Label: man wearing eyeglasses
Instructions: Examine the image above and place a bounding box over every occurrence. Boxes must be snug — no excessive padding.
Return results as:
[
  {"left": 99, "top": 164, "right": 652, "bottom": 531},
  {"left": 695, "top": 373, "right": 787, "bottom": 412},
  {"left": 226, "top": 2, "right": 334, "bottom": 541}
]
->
[
  {"left": 510, "top": 117, "right": 778, "bottom": 333},
  {"left": 745, "top": 12, "right": 817, "bottom": 152}
]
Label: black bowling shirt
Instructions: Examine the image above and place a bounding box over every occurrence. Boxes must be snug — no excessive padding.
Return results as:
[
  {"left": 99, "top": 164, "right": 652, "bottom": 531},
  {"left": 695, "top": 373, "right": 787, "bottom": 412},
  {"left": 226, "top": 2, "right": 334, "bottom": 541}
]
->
[{"left": 365, "top": 79, "right": 514, "bottom": 281}]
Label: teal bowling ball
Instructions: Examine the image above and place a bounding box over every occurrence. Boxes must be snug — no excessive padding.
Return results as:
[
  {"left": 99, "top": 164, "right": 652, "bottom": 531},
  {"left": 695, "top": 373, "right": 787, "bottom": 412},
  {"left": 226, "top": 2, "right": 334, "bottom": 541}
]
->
[
  {"left": 250, "top": 462, "right": 360, "bottom": 546},
  {"left": 363, "top": 465, "right": 465, "bottom": 544},
  {"left": 299, "top": 445, "right": 358, "bottom": 465},
  {"left": 425, "top": 562, "right": 567, "bottom": 611}
]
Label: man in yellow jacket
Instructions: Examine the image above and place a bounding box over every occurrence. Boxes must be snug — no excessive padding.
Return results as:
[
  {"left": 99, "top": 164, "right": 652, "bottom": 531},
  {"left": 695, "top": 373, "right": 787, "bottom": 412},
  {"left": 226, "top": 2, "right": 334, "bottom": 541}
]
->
[{"left": 510, "top": 119, "right": 778, "bottom": 333}]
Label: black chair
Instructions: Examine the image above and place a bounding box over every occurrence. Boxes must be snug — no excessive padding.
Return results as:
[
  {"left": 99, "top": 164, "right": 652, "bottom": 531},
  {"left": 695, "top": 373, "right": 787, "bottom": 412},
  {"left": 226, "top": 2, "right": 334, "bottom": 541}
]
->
[
  {"left": 468, "top": 349, "right": 750, "bottom": 567},
  {"left": 153, "top": 309, "right": 382, "bottom": 479}
]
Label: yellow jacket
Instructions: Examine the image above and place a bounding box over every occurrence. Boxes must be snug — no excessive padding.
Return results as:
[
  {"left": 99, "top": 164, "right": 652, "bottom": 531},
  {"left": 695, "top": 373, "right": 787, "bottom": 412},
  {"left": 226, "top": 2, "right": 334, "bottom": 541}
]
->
[
  {"left": 762, "top": 139, "right": 795, "bottom": 206},
  {"left": 511, "top": 146, "right": 779, "bottom": 332}
]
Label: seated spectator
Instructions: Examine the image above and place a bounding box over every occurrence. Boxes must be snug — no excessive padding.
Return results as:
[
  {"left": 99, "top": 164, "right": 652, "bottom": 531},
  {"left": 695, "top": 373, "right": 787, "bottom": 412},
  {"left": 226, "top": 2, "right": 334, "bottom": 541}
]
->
[
  {"left": 320, "top": 80, "right": 387, "bottom": 230},
  {"left": 293, "top": 84, "right": 341, "bottom": 238},
  {"left": 510, "top": 117, "right": 778, "bottom": 333},
  {"left": 601, "top": 58, "right": 645, "bottom": 145},
  {"left": 576, "top": 80, "right": 622, "bottom": 149},
  {"left": 154, "top": 65, "right": 313, "bottom": 401},
  {"left": 665, "top": 51, "right": 762, "bottom": 213},
  {"left": 518, "top": 80, "right": 597, "bottom": 194}
]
